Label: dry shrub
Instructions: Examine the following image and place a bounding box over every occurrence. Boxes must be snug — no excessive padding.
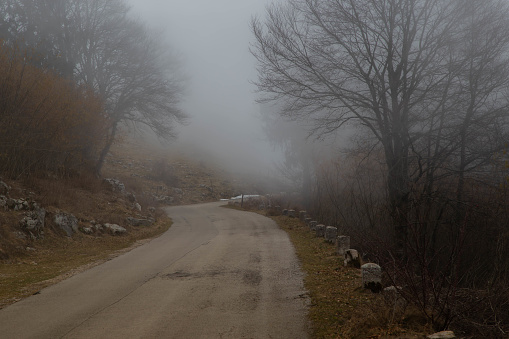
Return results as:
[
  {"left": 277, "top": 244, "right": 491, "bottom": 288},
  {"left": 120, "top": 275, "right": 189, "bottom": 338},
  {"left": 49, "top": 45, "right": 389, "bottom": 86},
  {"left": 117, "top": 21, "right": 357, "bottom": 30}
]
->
[{"left": 0, "top": 44, "right": 107, "bottom": 178}]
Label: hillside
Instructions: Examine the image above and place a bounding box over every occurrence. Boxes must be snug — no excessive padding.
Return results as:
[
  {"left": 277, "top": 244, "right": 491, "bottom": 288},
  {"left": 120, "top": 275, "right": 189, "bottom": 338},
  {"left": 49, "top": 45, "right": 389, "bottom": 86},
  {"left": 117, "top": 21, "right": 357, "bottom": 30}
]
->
[{"left": 0, "top": 139, "right": 248, "bottom": 307}]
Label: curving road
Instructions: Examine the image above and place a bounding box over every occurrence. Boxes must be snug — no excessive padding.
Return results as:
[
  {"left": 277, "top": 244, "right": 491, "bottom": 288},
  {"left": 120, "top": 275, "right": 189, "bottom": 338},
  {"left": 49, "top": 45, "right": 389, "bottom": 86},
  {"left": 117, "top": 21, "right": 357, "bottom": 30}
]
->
[{"left": 0, "top": 202, "right": 309, "bottom": 338}]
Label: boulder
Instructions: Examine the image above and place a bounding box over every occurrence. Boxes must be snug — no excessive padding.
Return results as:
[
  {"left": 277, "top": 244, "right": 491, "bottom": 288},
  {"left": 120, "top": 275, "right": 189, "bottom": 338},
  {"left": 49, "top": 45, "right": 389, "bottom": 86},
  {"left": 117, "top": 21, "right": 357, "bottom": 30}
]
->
[
  {"left": 344, "top": 249, "right": 361, "bottom": 268},
  {"left": 361, "top": 263, "right": 382, "bottom": 293},
  {"left": 103, "top": 223, "right": 127, "bottom": 235},
  {"left": 54, "top": 212, "right": 78, "bottom": 237},
  {"left": 134, "top": 203, "right": 142, "bottom": 212},
  {"left": 325, "top": 226, "right": 338, "bottom": 243},
  {"left": 315, "top": 224, "right": 325, "bottom": 237},
  {"left": 336, "top": 235, "right": 350, "bottom": 256},
  {"left": 20, "top": 207, "right": 46, "bottom": 235},
  {"left": 103, "top": 178, "right": 126, "bottom": 193},
  {"left": 309, "top": 221, "right": 317, "bottom": 231},
  {"left": 81, "top": 227, "right": 94, "bottom": 235}
]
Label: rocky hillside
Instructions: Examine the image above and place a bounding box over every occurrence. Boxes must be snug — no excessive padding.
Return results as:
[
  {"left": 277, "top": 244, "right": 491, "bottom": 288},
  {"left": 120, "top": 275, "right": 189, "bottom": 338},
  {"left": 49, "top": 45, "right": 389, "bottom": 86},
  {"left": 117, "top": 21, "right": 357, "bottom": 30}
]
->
[{"left": 0, "top": 138, "right": 248, "bottom": 279}]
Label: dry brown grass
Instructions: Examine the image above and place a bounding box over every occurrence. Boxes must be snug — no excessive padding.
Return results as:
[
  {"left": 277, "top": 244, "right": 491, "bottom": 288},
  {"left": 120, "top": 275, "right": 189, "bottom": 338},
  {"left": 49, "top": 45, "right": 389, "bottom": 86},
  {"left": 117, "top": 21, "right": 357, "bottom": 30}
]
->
[{"left": 0, "top": 216, "right": 171, "bottom": 308}]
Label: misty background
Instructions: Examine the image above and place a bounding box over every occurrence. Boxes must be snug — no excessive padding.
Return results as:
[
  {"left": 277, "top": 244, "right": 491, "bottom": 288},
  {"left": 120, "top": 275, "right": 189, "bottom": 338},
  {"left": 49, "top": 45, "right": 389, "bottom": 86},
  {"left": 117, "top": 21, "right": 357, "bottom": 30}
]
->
[{"left": 128, "top": 0, "right": 282, "bottom": 177}]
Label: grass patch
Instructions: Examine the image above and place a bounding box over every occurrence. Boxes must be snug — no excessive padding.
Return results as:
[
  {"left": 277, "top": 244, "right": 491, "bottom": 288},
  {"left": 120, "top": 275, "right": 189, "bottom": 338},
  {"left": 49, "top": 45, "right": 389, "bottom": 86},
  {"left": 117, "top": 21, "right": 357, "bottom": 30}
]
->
[
  {"left": 0, "top": 216, "right": 171, "bottom": 308},
  {"left": 222, "top": 204, "right": 430, "bottom": 338}
]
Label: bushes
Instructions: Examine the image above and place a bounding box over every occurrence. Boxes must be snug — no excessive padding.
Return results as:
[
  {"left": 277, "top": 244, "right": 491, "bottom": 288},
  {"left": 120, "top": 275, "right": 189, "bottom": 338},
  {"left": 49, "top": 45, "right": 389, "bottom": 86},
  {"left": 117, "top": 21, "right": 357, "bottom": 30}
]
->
[
  {"left": 307, "top": 153, "right": 509, "bottom": 337},
  {"left": 0, "top": 44, "right": 106, "bottom": 177}
]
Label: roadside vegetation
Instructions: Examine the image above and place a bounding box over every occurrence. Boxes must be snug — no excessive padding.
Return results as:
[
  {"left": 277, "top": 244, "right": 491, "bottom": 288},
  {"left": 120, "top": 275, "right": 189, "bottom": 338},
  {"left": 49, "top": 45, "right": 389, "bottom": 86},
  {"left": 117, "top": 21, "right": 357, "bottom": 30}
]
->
[{"left": 252, "top": 1, "right": 509, "bottom": 337}]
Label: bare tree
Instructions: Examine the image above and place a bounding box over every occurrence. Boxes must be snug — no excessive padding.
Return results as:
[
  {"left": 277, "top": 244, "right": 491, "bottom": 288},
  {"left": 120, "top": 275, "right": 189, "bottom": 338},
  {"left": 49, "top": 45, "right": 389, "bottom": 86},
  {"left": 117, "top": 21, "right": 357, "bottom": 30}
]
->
[
  {"left": 252, "top": 0, "right": 509, "bottom": 254},
  {"left": 252, "top": 0, "right": 462, "bottom": 253},
  {"left": 0, "top": 0, "right": 187, "bottom": 175}
]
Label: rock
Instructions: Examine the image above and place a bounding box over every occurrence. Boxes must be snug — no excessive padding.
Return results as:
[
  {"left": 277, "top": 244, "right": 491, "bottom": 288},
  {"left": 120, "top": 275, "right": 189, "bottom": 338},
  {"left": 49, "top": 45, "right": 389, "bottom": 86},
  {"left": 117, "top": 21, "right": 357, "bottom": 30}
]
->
[
  {"left": 148, "top": 207, "right": 156, "bottom": 214},
  {"left": 288, "top": 210, "right": 296, "bottom": 218},
  {"left": 282, "top": 209, "right": 288, "bottom": 216},
  {"left": 336, "top": 235, "right": 350, "bottom": 256},
  {"left": 304, "top": 218, "right": 312, "bottom": 225},
  {"left": 103, "top": 223, "right": 127, "bottom": 235},
  {"left": 362, "top": 263, "right": 382, "bottom": 293},
  {"left": 134, "top": 203, "right": 142, "bottom": 212},
  {"left": 309, "top": 221, "right": 317, "bottom": 231},
  {"left": 81, "top": 227, "right": 93, "bottom": 235},
  {"left": 20, "top": 207, "right": 46, "bottom": 235},
  {"left": 315, "top": 224, "right": 325, "bottom": 237},
  {"left": 126, "top": 217, "right": 154, "bottom": 227},
  {"left": 173, "top": 188, "right": 183, "bottom": 195},
  {"left": 94, "top": 224, "right": 104, "bottom": 231},
  {"left": 427, "top": 331, "right": 455, "bottom": 339},
  {"left": 54, "top": 212, "right": 79, "bottom": 237},
  {"left": 0, "top": 180, "right": 10, "bottom": 195},
  {"left": 103, "top": 178, "right": 126, "bottom": 193},
  {"left": 383, "top": 286, "right": 406, "bottom": 307},
  {"left": 325, "top": 226, "right": 338, "bottom": 243},
  {"left": 344, "top": 249, "right": 361, "bottom": 268}
]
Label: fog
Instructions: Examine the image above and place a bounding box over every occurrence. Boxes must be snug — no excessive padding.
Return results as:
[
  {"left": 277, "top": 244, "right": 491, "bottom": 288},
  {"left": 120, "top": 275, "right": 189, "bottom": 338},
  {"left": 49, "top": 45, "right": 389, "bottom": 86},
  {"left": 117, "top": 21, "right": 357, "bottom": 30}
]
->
[{"left": 128, "top": 0, "right": 279, "bottom": 177}]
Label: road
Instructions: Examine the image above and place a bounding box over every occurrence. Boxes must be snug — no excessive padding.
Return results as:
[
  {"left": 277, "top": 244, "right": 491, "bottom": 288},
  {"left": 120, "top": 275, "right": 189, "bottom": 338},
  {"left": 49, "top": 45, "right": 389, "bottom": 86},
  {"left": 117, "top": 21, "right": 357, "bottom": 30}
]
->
[{"left": 0, "top": 202, "right": 309, "bottom": 338}]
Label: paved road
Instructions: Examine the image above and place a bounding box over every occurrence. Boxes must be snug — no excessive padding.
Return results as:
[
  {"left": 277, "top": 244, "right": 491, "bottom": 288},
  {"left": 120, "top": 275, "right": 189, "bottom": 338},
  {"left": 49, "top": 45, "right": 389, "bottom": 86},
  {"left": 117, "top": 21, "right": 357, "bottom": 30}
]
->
[{"left": 0, "top": 202, "right": 309, "bottom": 338}]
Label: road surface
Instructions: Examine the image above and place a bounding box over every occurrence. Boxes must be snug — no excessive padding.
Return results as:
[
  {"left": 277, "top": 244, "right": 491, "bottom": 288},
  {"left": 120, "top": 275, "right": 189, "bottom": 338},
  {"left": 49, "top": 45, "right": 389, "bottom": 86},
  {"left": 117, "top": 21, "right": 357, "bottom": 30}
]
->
[{"left": 0, "top": 202, "right": 309, "bottom": 338}]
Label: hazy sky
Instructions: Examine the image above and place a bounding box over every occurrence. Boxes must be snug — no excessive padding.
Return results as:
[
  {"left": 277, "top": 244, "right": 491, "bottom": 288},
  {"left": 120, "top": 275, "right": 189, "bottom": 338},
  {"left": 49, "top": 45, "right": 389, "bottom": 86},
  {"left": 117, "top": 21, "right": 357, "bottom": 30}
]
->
[{"left": 128, "top": 0, "right": 277, "bottom": 174}]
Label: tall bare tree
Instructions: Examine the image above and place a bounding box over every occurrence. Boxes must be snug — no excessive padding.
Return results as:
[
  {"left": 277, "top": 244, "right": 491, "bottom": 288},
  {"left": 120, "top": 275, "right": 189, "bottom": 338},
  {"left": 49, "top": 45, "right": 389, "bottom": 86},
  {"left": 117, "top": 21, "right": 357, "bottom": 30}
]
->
[
  {"left": 0, "top": 0, "right": 187, "bottom": 175},
  {"left": 252, "top": 0, "right": 461, "bottom": 252}
]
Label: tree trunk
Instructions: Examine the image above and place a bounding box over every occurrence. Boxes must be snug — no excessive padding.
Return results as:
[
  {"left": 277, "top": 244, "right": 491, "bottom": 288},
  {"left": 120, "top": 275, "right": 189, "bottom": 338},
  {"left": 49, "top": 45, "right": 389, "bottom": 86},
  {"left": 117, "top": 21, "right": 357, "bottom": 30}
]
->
[{"left": 95, "top": 122, "right": 118, "bottom": 177}]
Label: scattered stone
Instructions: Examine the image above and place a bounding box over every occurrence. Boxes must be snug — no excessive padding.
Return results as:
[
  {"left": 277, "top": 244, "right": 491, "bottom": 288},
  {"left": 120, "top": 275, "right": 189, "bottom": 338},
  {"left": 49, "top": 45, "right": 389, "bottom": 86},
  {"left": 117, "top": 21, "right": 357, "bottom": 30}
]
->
[
  {"left": 126, "top": 217, "right": 154, "bottom": 227},
  {"left": 155, "top": 195, "right": 174, "bottom": 204},
  {"left": 54, "top": 212, "right": 79, "bottom": 237},
  {"left": 309, "top": 221, "right": 317, "bottom": 231},
  {"left": 337, "top": 235, "right": 350, "bottom": 256},
  {"left": 344, "top": 249, "right": 361, "bottom": 268},
  {"left": 13, "top": 231, "right": 27, "bottom": 239},
  {"left": 427, "top": 331, "right": 455, "bottom": 339},
  {"left": 103, "top": 178, "right": 126, "bottom": 193},
  {"left": 134, "top": 203, "right": 142, "bottom": 212},
  {"left": 94, "top": 224, "right": 104, "bottom": 232},
  {"left": 81, "top": 227, "right": 94, "bottom": 235},
  {"left": 6, "top": 198, "right": 30, "bottom": 211},
  {"left": 315, "top": 224, "right": 325, "bottom": 237},
  {"left": 288, "top": 210, "right": 296, "bottom": 218},
  {"left": 103, "top": 223, "right": 127, "bottom": 235},
  {"left": 325, "top": 226, "right": 338, "bottom": 243},
  {"left": 20, "top": 207, "right": 46, "bottom": 236},
  {"left": 0, "top": 180, "right": 10, "bottom": 195},
  {"left": 361, "top": 263, "right": 382, "bottom": 293}
]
